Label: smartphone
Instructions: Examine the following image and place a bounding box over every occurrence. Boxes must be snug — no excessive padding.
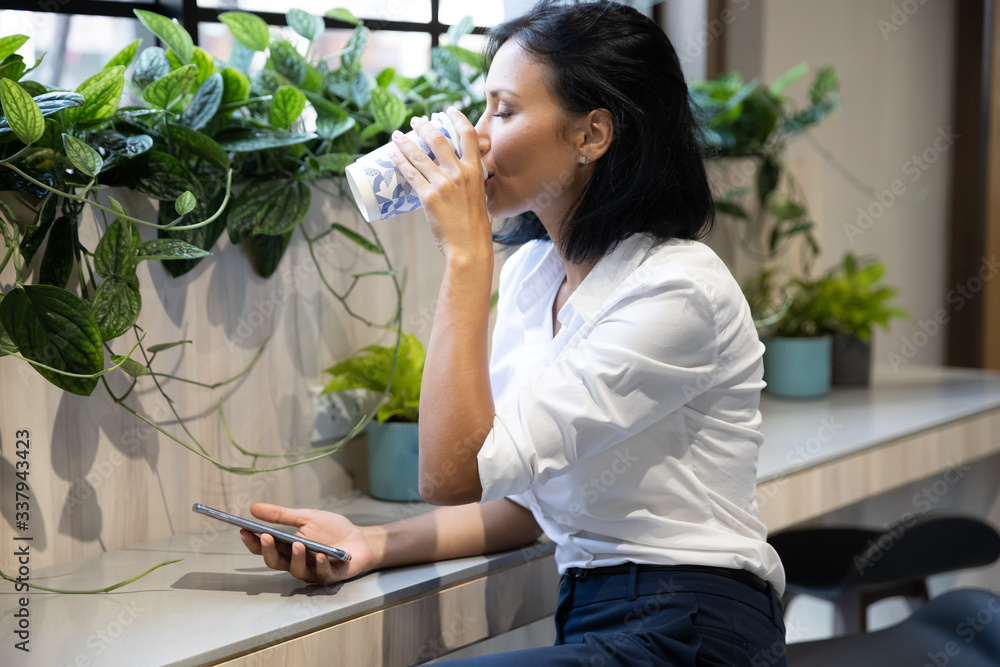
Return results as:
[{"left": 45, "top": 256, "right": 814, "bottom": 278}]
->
[{"left": 192, "top": 503, "right": 352, "bottom": 562}]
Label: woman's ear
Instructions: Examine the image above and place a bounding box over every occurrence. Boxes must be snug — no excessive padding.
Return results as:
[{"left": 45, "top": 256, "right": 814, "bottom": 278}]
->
[{"left": 579, "top": 108, "right": 614, "bottom": 163}]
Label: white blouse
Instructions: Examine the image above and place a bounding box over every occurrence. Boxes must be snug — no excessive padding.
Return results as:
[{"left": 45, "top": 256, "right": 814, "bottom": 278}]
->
[{"left": 477, "top": 233, "right": 786, "bottom": 595}]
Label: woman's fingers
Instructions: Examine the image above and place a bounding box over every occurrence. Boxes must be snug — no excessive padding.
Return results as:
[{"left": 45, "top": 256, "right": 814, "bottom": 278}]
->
[
  {"left": 239, "top": 528, "right": 262, "bottom": 555},
  {"left": 445, "top": 106, "right": 480, "bottom": 168},
  {"left": 259, "top": 532, "right": 292, "bottom": 572},
  {"left": 250, "top": 502, "right": 307, "bottom": 529}
]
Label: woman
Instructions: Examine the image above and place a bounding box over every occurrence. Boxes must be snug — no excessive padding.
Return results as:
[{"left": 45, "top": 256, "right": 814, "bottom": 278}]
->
[{"left": 241, "top": 1, "right": 787, "bottom": 664}]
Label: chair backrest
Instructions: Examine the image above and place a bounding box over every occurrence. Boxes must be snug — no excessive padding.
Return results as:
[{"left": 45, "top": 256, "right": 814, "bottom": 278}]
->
[{"left": 843, "top": 516, "right": 1000, "bottom": 590}]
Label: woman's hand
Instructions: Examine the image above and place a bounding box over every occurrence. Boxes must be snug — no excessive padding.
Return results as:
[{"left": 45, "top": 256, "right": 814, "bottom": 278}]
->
[
  {"left": 391, "top": 107, "right": 492, "bottom": 260},
  {"left": 238, "top": 503, "right": 378, "bottom": 586}
]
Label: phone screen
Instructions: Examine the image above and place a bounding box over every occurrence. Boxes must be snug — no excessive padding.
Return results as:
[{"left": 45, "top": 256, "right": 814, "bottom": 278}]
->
[{"left": 192, "top": 503, "right": 352, "bottom": 562}]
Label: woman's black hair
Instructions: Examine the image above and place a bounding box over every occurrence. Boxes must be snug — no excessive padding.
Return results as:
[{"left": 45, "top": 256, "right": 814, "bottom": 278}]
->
[{"left": 485, "top": 0, "right": 716, "bottom": 265}]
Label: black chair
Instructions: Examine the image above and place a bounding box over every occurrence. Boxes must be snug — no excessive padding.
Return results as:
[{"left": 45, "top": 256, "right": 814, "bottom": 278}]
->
[
  {"left": 769, "top": 515, "right": 1000, "bottom": 634},
  {"left": 786, "top": 588, "right": 1000, "bottom": 666}
]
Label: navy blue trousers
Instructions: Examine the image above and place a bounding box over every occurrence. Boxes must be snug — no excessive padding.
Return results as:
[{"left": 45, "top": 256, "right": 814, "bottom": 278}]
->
[{"left": 439, "top": 565, "right": 788, "bottom": 666}]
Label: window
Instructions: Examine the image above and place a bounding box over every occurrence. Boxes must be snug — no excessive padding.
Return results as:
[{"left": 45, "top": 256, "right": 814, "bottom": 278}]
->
[{"left": 0, "top": 1, "right": 505, "bottom": 89}]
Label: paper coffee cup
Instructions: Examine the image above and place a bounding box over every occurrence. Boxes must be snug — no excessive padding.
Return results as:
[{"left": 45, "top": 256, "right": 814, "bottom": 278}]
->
[{"left": 345, "top": 112, "right": 487, "bottom": 223}]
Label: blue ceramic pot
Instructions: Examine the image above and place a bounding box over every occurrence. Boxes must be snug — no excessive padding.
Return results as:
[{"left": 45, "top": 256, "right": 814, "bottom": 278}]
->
[
  {"left": 762, "top": 335, "right": 832, "bottom": 398},
  {"left": 366, "top": 421, "right": 422, "bottom": 501}
]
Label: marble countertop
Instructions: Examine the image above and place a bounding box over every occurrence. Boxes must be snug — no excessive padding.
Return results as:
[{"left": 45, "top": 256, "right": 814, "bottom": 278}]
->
[
  {"left": 3, "top": 364, "right": 1000, "bottom": 666},
  {"left": 756, "top": 364, "right": 1000, "bottom": 482},
  {"left": 0, "top": 493, "right": 554, "bottom": 667}
]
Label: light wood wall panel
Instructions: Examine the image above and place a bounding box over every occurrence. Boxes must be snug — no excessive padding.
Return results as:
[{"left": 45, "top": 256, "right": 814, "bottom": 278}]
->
[
  {"left": 757, "top": 408, "right": 1000, "bottom": 531},
  {"left": 214, "top": 555, "right": 559, "bottom": 667}
]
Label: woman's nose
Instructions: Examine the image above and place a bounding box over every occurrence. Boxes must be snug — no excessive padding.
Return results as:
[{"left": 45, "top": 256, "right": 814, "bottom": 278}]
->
[{"left": 474, "top": 114, "right": 490, "bottom": 156}]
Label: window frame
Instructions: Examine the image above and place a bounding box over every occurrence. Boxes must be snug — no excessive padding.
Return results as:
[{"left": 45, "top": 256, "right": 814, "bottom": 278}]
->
[{"left": 1, "top": 0, "right": 488, "bottom": 47}]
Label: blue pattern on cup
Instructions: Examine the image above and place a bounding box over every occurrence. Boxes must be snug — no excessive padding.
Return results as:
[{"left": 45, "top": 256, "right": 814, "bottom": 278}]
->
[{"left": 357, "top": 116, "right": 459, "bottom": 220}]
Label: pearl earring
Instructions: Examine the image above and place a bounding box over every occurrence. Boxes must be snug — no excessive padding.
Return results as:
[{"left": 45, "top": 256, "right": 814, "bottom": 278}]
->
[{"left": 579, "top": 155, "right": 587, "bottom": 164}]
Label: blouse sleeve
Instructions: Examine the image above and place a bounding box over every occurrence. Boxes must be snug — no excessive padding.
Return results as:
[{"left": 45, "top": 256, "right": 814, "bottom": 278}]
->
[{"left": 477, "top": 273, "right": 721, "bottom": 502}]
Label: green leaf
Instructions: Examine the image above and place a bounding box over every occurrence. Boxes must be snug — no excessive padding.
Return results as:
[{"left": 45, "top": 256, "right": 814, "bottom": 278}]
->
[
  {"left": 104, "top": 39, "right": 142, "bottom": 70},
  {"left": 62, "top": 134, "right": 103, "bottom": 177},
  {"left": 228, "top": 41, "right": 254, "bottom": 75},
  {"left": 810, "top": 65, "right": 839, "bottom": 105},
  {"left": 442, "top": 45, "right": 483, "bottom": 70},
  {"left": 175, "top": 191, "right": 196, "bottom": 216},
  {"left": 219, "top": 68, "right": 250, "bottom": 105},
  {"left": 180, "top": 72, "right": 223, "bottom": 131},
  {"left": 134, "top": 10, "right": 193, "bottom": 64},
  {"left": 0, "top": 55, "right": 26, "bottom": 83},
  {"left": 445, "top": 16, "right": 475, "bottom": 44},
  {"left": 714, "top": 201, "right": 749, "bottom": 220},
  {"left": 19, "top": 195, "right": 57, "bottom": 266},
  {"left": 325, "top": 8, "right": 361, "bottom": 26},
  {"left": 288, "top": 8, "right": 326, "bottom": 42},
  {"left": 147, "top": 340, "right": 192, "bottom": 353},
  {"left": 133, "top": 151, "right": 201, "bottom": 201},
  {"left": 132, "top": 47, "right": 170, "bottom": 89},
  {"left": 39, "top": 216, "right": 75, "bottom": 289},
  {"left": 431, "top": 48, "right": 462, "bottom": 85},
  {"left": 219, "top": 11, "right": 270, "bottom": 52},
  {"left": 304, "top": 91, "right": 355, "bottom": 139},
  {"left": 138, "top": 238, "right": 211, "bottom": 261},
  {"left": 0, "top": 36, "right": 28, "bottom": 63},
  {"left": 227, "top": 180, "right": 310, "bottom": 240},
  {"left": 268, "top": 39, "right": 323, "bottom": 93},
  {"left": 92, "top": 277, "right": 141, "bottom": 341},
  {"left": 0, "top": 92, "right": 83, "bottom": 135},
  {"left": 359, "top": 121, "right": 383, "bottom": 143},
  {"left": 157, "top": 189, "right": 227, "bottom": 277},
  {"left": 756, "top": 155, "right": 781, "bottom": 208},
  {"left": 95, "top": 217, "right": 141, "bottom": 279},
  {"left": 369, "top": 87, "right": 406, "bottom": 133},
  {"left": 248, "top": 230, "right": 292, "bottom": 278},
  {"left": 332, "top": 223, "right": 382, "bottom": 254},
  {"left": 143, "top": 64, "right": 197, "bottom": 109},
  {"left": 110, "top": 354, "right": 150, "bottom": 377},
  {"left": 192, "top": 46, "right": 215, "bottom": 85},
  {"left": 768, "top": 62, "right": 808, "bottom": 97},
  {"left": 165, "top": 122, "right": 229, "bottom": 171},
  {"left": 64, "top": 66, "right": 125, "bottom": 126},
  {"left": 316, "top": 115, "right": 355, "bottom": 142},
  {"left": 351, "top": 71, "right": 374, "bottom": 108},
  {"left": 323, "top": 332, "right": 424, "bottom": 423},
  {"left": 270, "top": 85, "right": 306, "bottom": 130},
  {"left": 215, "top": 128, "right": 316, "bottom": 152},
  {"left": 767, "top": 197, "right": 807, "bottom": 221},
  {"left": 0, "top": 285, "right": 104, "bottom": 396},
  {"left": 0, "top": 294, "right": 16, "bottom": 357},
  {"left": 311, "top": 153, "right": 354, "bottom": 173},
  {"left": 0, "top": 78, "right": 43, "bottom": 144},
  {"left": 376, "top": 67, "right": 395, "bottom": 88},
  {"left": 341, "top": 25, "right": 370, "bottom": 72}
]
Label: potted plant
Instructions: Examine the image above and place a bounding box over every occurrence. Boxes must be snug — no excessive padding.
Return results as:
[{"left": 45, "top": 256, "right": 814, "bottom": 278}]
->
[
  {"left": 744, "top": 269, "right": 835, "bottom": 398},
  {"left": 322, "top": 331, "right": 425, "bottom": 501},
  {"left": 811, "top": 253, "right": 909, "bottom": 385},
  {"left": 691, "top": 63, "right": 840, "bottom": 280}
]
